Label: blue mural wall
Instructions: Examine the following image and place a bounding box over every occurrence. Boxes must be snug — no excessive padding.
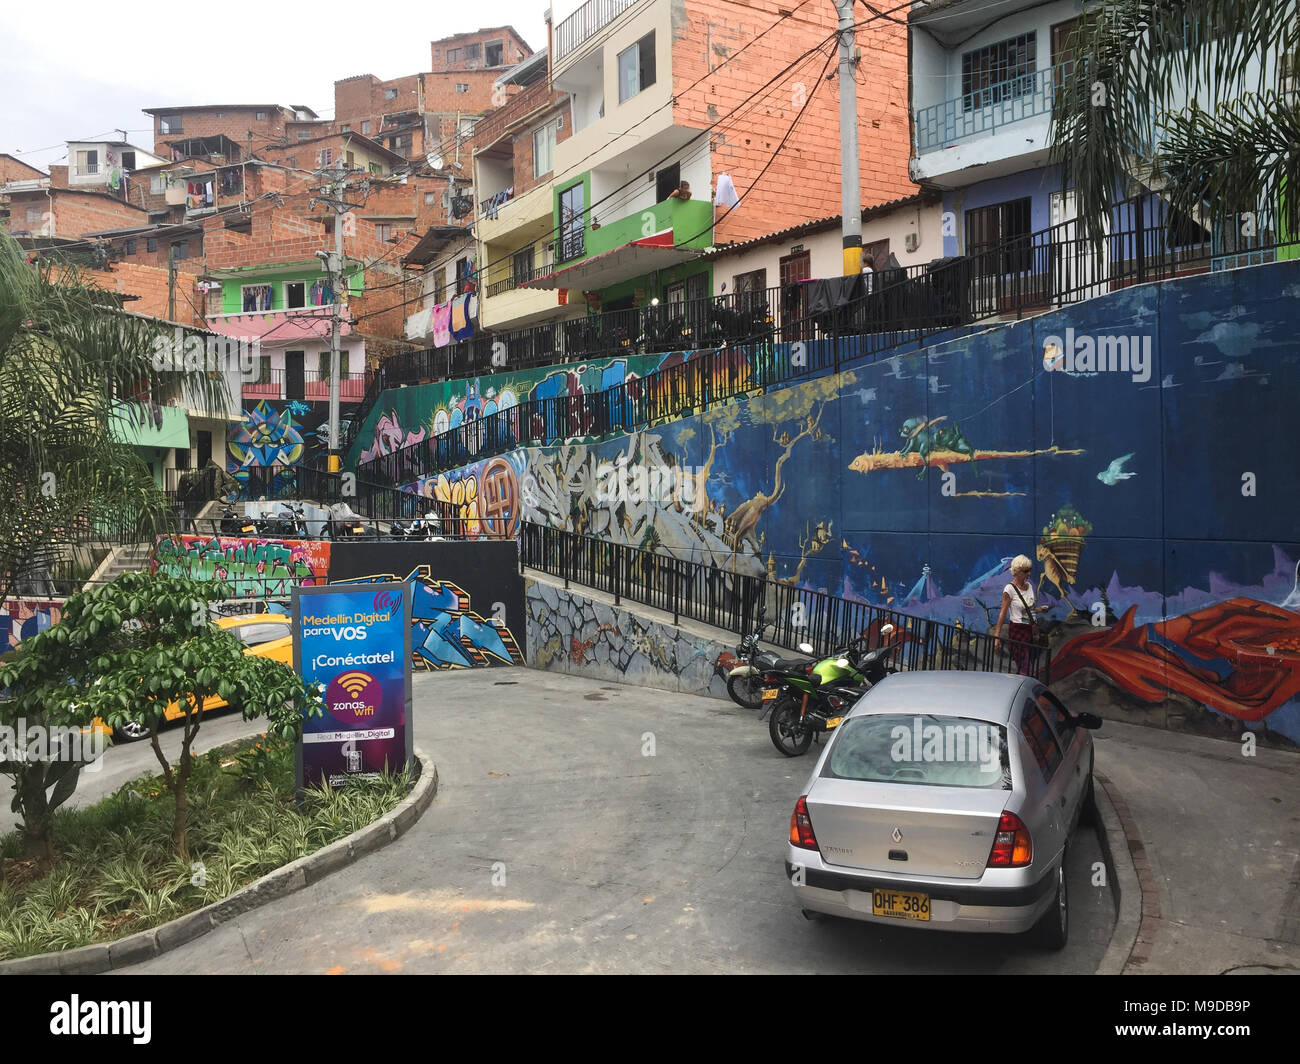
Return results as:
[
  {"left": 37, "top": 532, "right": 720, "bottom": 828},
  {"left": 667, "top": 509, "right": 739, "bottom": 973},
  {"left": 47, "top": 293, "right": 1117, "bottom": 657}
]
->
[{"left": 504, "top": 260, "right": 1300, "bottom": 742}]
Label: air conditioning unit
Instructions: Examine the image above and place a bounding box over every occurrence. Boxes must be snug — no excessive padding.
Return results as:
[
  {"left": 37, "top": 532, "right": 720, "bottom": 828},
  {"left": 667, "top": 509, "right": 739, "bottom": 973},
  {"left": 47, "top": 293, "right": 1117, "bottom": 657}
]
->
[{"left": 905, "top": 232, "right": 919, "bottom": 253}]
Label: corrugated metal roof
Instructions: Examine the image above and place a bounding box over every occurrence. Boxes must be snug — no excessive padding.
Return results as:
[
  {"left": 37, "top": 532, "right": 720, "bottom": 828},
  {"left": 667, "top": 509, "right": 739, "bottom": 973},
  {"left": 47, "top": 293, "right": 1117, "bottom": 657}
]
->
[{"left": 705, "top": 192, "right": 938, "bottom": 258}]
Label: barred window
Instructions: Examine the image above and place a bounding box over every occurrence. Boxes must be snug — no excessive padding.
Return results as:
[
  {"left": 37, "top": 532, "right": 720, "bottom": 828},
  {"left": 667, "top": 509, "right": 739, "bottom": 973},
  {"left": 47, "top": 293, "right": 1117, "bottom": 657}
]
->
[{"left": 961, "top": 33, "right": 1037, "bottom": 111}]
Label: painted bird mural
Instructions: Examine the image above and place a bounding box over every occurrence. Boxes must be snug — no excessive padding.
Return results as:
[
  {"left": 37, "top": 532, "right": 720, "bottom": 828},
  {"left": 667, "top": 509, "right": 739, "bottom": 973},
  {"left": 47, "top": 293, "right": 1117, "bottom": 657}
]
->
[{"left": 1097, "top": 453, "right": 1137, "bottom": 486}]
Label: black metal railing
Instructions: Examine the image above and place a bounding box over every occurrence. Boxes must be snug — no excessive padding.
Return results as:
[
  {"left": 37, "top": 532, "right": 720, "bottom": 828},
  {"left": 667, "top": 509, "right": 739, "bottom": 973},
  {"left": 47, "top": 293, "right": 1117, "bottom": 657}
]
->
[
  {"left": 519, "top": 523, "right": 1048, "bottom": 680},
  {"left": 553, "top": 0, "right": 642, "bottom": 62},
  {"left": 358, "top": 190, "right": 1297, "bottom": 486}
]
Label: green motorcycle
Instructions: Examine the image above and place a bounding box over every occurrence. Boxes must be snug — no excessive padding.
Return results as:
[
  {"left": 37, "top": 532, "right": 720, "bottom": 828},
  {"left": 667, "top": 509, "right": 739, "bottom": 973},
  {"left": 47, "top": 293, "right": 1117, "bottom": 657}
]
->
[{"left": 767, "top": 625, "right": 898, "bottom": 757}]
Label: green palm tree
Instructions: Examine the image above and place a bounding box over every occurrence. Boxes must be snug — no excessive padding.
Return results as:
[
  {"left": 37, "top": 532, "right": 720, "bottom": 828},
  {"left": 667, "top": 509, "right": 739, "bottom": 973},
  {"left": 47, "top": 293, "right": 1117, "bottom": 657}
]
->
[
  {"left": 1051, "top": 0, "right": 1300, "bottom": 249},
  {"left": 0, "top": 232, "right": 229, "bottom": 604}
]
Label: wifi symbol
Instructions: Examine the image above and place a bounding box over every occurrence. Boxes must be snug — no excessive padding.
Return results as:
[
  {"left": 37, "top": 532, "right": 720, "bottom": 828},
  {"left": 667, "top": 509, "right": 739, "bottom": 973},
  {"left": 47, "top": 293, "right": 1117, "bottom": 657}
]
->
[{"left": 337, "top": 672, "right": 371, "bottom": 699}]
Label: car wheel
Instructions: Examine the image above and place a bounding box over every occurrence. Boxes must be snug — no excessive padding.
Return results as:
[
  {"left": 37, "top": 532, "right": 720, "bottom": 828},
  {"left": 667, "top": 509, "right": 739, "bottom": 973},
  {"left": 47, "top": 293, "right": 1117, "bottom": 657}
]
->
[
  {"left": 726, "top": 671, "right": 764, "bottom": 710},
  {"left": 769, "top": 696, "right": 814, "bottom": 757},
  {"left": 116, "top": 720, "right": 150, "bottom": 743},
  {"left": 1030, "top": 856, "right": 1069, "bottom": 950}
]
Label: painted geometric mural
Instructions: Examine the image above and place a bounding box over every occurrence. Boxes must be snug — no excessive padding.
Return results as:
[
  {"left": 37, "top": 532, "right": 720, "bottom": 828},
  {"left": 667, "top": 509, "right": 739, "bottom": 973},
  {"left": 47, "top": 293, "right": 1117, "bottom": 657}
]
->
[{"left": 416, "top": 260, "right": 1300, "bottom": 743}]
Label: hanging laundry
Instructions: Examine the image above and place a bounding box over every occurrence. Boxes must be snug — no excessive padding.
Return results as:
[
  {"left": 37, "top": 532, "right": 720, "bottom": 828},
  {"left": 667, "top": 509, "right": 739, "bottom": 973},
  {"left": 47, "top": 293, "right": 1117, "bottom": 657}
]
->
[
  {"left": 405, "top": 307, "right": 434, "bottom": 341},
  {"left": 242, "top": 284, "right": 272, "bottom": 312},
  {"left": 714, "top": 173, "right": 740, "bottom": 210},
  {"left": 450, "top": 293, "right": 476, "bottom": 341},
  {"left": 432, "top": 301, "right": 452, "bottom": 348}
]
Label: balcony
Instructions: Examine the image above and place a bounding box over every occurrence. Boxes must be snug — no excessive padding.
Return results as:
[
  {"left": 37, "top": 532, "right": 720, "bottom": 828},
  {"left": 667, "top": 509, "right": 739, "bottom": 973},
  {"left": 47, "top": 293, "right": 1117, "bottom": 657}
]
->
[
  {"left": 553, "top": 0, "right": 646, "bottom": 64},
  {"left": 915, "top": 64, "right": 1069, "bottom": 155},
  {"left": 242, "top": 367, "right": 366, "bottom": 404}
]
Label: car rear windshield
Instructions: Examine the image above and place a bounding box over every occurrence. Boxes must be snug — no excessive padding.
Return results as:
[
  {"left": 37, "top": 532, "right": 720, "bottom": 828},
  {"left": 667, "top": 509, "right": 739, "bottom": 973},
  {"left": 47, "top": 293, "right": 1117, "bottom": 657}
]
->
[{"left": 823, "top": 714, "right": 1011, "bottom": 789}]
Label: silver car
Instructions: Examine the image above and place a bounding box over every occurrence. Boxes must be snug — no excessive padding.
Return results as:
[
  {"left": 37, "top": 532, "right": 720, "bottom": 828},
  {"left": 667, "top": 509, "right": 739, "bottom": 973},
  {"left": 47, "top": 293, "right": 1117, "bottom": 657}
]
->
[{"left": 785, "top": 671, "right": 1100, "bottom": 949}]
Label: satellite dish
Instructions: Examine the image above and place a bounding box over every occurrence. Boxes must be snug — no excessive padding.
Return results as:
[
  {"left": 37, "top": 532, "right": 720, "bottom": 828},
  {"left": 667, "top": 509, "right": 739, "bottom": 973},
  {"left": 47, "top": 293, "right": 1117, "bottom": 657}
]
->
[{"left": 427, "top": 152, "right": 444, "bottom": 170}]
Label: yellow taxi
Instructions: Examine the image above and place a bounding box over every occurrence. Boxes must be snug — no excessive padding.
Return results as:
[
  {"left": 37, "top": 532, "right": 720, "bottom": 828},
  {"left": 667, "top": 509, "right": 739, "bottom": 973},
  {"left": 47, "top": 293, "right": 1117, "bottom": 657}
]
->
[{"left": 98, "top": 613, "right": 294, "bottom": 741}]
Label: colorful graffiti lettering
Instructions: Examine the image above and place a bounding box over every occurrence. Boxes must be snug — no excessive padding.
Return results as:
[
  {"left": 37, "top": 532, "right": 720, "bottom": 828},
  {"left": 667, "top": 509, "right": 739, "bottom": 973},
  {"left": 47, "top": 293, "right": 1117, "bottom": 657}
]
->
[
  {"left": 332, "top": 566, "right": 523, "bottom": 670},
  {"left": 360, "top": 410, "right": 427, "bottom": 465},
  {"left": 407, "top": 452, "right": 526, "bottom": 540},
  {"left": 151, "top": 535, "right": 330, "bottom": 598}
]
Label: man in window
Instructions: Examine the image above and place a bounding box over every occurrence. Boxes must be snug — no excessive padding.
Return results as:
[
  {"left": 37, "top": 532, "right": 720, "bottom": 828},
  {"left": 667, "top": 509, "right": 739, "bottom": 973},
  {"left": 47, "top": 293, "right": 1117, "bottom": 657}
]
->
[{"left": 668, "top": 181, "right": 692, "bottom": 202}]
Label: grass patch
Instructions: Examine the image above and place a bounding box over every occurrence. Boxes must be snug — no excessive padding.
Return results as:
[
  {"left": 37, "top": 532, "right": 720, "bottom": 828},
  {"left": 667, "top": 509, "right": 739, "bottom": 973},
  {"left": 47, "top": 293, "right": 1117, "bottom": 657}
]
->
[{"left": 0, "top": 733, "right": 413, "bottom": 961}]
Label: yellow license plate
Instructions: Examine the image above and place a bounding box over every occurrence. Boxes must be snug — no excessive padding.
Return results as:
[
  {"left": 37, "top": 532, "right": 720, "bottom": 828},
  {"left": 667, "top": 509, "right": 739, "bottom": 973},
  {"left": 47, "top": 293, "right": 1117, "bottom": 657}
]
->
[
  {"left": 762, "top": 687, "right": 779, "bottom": 701},
  {"left": 871, "top": 889, "right": 930, "bottom": 921}
]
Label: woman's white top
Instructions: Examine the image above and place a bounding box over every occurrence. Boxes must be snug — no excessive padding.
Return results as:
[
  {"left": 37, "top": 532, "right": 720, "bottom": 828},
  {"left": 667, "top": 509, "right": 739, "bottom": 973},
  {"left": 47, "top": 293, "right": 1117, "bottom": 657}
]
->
[{"left": 1004, "top": 581, "right": 1035, "bottom": 624}]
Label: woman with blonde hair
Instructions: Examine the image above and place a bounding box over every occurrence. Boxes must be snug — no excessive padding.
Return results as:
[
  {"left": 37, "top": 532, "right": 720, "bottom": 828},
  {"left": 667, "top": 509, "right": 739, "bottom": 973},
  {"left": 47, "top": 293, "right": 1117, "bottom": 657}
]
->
[{"left": 994, "top": 554, "right": 1051, "bottom": 675}]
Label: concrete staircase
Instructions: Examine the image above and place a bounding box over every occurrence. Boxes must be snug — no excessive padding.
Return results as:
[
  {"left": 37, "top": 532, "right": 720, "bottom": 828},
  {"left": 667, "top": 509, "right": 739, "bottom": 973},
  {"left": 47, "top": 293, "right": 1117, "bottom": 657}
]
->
[{"left": 86, "top": 542, "right": 155, "bottom": 590}]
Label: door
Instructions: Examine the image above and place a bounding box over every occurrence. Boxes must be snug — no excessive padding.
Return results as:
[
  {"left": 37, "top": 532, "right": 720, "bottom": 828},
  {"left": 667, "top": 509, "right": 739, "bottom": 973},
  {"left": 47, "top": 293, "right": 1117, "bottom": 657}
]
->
[
  {"left": 197, "top": 430, "right": 212, "bottom": 469},
  {"left": 1050, "top": 190, "right": 1109, "bottom": 305},
  {"left": 559, "top": 183, "right": 585, "bottom": 261},
  {"left": 1019, "top": 698, "right": 1070, "bottom": 859},
  {"left": 285, "top": 351, "right": 305, "bottom": 402},
  {"left": 779, "top": 251, "right": 811, "bottom": 340}
]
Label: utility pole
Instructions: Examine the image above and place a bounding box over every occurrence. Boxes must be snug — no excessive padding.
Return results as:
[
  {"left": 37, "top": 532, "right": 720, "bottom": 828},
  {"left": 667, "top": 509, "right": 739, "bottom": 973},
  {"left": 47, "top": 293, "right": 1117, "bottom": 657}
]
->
[
  {"left": 167, "top": 242, "right": 177, "bottom": 321},
  {"left": 834, "top": 0, "right": 862, "bottom": 276},
  {"left": 310, "top": 162, "right": 369, "bottom": 472}
]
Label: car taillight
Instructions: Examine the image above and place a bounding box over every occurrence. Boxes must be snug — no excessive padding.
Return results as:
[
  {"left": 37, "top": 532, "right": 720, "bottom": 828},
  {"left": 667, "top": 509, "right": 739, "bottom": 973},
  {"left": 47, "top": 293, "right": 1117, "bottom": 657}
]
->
[
  {"left": 987, "top": 811, "right": 1032, "bottom": 867},
  {"left": 789, "top": 796, "right": 819, "bottom": 851}
]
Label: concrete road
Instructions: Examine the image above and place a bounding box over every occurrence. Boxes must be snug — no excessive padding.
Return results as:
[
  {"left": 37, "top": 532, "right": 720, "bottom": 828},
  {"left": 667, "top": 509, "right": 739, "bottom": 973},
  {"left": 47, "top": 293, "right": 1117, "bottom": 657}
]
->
[
  {"left": 1, "top": 713, "right": 267, "bottom": 837},
  {"left": 117, "top": 668, "right": 1114, "bottom": 974}
]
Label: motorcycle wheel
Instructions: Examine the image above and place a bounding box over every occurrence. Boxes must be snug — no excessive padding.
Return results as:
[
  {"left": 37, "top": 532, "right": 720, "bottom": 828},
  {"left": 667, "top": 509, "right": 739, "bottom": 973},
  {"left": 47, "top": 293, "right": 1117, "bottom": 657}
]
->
[
  {"left": 769, "top": 696, "right": 814, "bottom": 757},
  {"left": 726, "top": 671, "right": 764, "bottom": 710}
]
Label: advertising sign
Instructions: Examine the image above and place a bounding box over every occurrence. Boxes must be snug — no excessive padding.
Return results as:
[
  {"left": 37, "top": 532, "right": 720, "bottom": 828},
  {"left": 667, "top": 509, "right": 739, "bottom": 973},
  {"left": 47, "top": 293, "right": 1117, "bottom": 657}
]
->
[{"left": 292, "top": 582, "right": 413, "bottom": 791}]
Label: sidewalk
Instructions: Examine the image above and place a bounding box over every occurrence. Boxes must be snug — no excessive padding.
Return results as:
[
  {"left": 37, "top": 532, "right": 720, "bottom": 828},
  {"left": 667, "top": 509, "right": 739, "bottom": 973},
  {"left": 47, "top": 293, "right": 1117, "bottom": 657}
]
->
[{"left": 1092, "top": 717, "right": 1300, "bottom": 975}]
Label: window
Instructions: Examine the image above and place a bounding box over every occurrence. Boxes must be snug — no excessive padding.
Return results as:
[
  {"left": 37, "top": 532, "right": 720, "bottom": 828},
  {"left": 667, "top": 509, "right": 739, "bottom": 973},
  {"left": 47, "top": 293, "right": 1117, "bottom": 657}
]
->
[
  {"left": 513, "top": 246, "right": 535, "bottom": 286},
  {"left": 345, "top": 151, "right": 355, "bottom": 169},
  {"left": 447, "top": 48, "right": 461, "bottom": 63},
  {"left": 150, "top": 175, "right": 166, "bottom": 194},
  {"left": 965, "top": 197, "right": 1032, "bottom": 273},
  {"left": 287, "top": 156, "right": 297, "bottom": 169},
  {"left": 77, "top": 149, "right": 99, "bottom": 175},
  {"left": 655, "top": 162, "right": 680, "bottom": 203},
  {"left": 285, "top": 281, "right": 306, "bottom": 309},
  {"left": 962, "top": 32, "right": 1037, "bottom": 111},
  {"left": 485, "top": 41, "right": 503, "bottom": 66},
  {"left": 533, "top": 121, "right": 557, "bottom": 178},
  {"left": 361, "top": 120, "right": 371, "bottom": 135},
  {"left": 341, "top": 124, "right": 351, "bottom": 133},
  {"left": 863, "top": 238, "right": 890, "bottom": 272},
  {"left": 559, "top": 182, "right": 585, "bottom": 260},
  {"left": 146, "top": 237, "right": 158, "bottom": 253},
  {"left": 24, "top": 206, "right": 42, "bottom": 224},
  {"left": 121, "top": 151, "right": 136, "bottom": 171},
  {"left": 371, "top": 223, "right": 391, "bottom": 242},
  {"left": 159, "top": 115, "right": 182, "bottom": 134},
  {"left": 618, "top": 33, "right": 656, "bottom": 103},
  {"left": 171, "top": 241, "right": 189, "bottom": 261},
  {"left": 297, "top": 130, "right": 311, "bottom": 141},
  {"left": 242, "top": 284, "right": 273, "bottom": 312},
  {"left": 822, "top": 716, "right": 1010, "bottom": 789},
  {"left": 317, "top": 350, "right": 350, "bottom": 381},
  {"left": 319, "top": 148, "right": 334, "bottom": 166},
  {"left": 455, "top": 256, "right": 474, "bottom": 295},
  {"left": 395, "top": 134, "right": 412, "bottom": 151},
  {"left": 1020, "top": 699, "right": 1063, "bottom": 780},
  {"left": 250, "top": 356, "right": 271, "bottom": 384},
  {"left": 1036, "top": 691, "right": 1076, "bottom": 747},
  {"left": 464, "top": 43, "right": 480, "bottom": 60},
  {"left": 385, "top": 88, "right": 399, "bottom": 100},
  {"left": 125, "top": 238, "right": 137, "bottom": 255},
  {"left": 459, "top": 116, "right": 476, "bottom": 136},
  {"left": 255, "top": 111, "right": 268, "bottom": 121},
  {"left": 456, "top": 83, "right": 469, "bottom": 93},
  {"left": 370, "top": 162, "right": 384, "bottom": 175},
  {"left": 424, "top": 192, "right": 436, "bottom": 205},
  {"left": 734, "top": 268, "right": 767, "bottom": 311}
]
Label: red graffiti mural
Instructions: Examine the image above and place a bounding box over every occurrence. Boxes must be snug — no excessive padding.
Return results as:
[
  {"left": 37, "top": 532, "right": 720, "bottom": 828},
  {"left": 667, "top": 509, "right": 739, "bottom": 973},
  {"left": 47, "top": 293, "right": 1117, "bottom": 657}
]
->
[{"left": 1052, "top": 597, "right": 1300, "bottom": 721}]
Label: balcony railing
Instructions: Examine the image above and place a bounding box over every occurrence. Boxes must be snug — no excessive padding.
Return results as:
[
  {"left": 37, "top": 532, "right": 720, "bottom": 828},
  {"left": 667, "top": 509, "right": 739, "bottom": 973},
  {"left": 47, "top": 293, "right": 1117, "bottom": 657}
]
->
[
  {"left": 241, "top": 368, "right": 366, "bottom": 404},
  {"left": 356, "top": 189, "right": 1273, "bottom": 485},
  {"left": 915, "top": 63, "right": 1070, "bottom": 155},
  {"left": 554, "top": 0, "right": 643, "bottom": 63}
]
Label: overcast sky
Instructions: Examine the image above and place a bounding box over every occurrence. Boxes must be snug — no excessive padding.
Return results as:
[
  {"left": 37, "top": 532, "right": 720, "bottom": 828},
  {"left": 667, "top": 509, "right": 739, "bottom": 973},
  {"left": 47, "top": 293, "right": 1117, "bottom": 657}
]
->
[{"left": 0, "top": 1, "right": 551, "bottom": 171}]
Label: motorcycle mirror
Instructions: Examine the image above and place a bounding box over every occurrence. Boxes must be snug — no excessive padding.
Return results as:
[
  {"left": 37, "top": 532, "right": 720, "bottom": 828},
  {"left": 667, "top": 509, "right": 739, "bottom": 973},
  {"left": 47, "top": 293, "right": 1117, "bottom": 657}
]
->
[
  {"left": 880, "top": 624, "right": 895, "bottom": 636},
  {"left": 797, "top": 642, "right": 814, "bottom": 655}
]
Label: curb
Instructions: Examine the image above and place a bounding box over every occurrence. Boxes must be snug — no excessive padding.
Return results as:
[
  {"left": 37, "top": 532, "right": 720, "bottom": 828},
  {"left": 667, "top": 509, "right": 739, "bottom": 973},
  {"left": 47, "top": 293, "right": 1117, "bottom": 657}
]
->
[
  {"left": 1094, "top": 771, "right": 1146, "bottom": 975},
  {"left": 0, "top": 748, "right": 439, "bottom": 975}
]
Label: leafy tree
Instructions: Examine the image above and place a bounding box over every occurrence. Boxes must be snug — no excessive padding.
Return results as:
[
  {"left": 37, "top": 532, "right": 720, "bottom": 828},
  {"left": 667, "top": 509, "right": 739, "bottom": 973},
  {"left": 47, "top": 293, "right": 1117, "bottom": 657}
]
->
[
  {"left": 0, "top": 573, "right": 321, "bottom": 862},
  {"left": 0, "top": 231, "right": 228, "bottom": 601},
  {"left": 1051, "top": 1, "right": 1300, "bottom": 246}
]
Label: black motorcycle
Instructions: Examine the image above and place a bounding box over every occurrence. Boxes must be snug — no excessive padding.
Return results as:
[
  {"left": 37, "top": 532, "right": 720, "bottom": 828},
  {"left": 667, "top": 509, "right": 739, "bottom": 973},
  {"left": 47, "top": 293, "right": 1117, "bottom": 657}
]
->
[
  {"left": 390, "top": 511, "right": 443, "bottom": 541},
  {"left": 262, "top": 503, "right": 307, "bottom": 539},
  {"left": 725, "top": 608, "right": 816, "bottom": 709},
  {"left": 219, "top": 506, "right": 260, "bottom": 537}
]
